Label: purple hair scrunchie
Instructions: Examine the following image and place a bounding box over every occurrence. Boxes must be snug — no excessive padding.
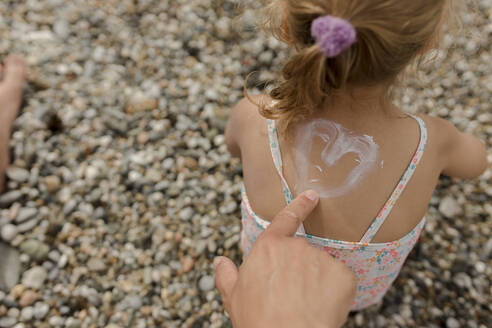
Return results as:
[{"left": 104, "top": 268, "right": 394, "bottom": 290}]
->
[{"left": 311, "top": 15, "right": 357, "bottom": 58}]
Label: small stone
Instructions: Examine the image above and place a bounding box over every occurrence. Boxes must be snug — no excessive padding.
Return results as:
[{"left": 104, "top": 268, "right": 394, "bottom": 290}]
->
[
  {"left": 198, "top": 275, "right": 214, "bottom": 292},
  {"left": 181, "top": 257, "right": 194, "bottom": 273},
  {"left": 220, "top": 201, "right": 237, "bottom": 214},
  {"left": 11, "top": 284, "right": 25, "bottom": 298},
  {"left": 0, "top": 317, "right": 16, "bottom": 328},
  {"left": 58, "top": 255, "right": 68, "bottom": 268},
  {"left": 0, "top": 191, "right": 22, "bottom": 206},
  {"left": 21, "top": 267, "right": 47, "bottom": 290},
  {"left": 33, "top": 302, "right": 49, "bottom": 319},
  {"left": 43, "top": 176, "right": 61, "bottom": 193},
  {"left": 1, "top": 225, "right": 18, "bottom": 242},
  {"left": 137, "top": 131, "right": 149, "bottom": 145},
  {"left": 182, "top": 157, "right": 198, "bottom": 169},
  {"left": 127, "top": 97, "right": 158, "bottom": 113},
  {"left": 20, "top": 306, "right": 33, "bottom": 322},
  {"left": 215, "top": 17, "right": 231, "bottom": 39},
  {"left": 179, "top": 207, "right": 194, "bottom": 221},
  {"left": 446, "top": 318, "right": 460, "bottom": 328},
  {"left": 85, "top": 166, "right": 99, "bottom": 181},
  {"left": 53, "top": 20, "right": 70, "bottom": 39},
  {"left": 207, "top": 240, "right": 217, "bottom": 253},
  {"left": 439, "top": 196, "right": 462, "bottom": 218},
  {"left": 64, "top": 318, "right": 81, "bottom": 328},
  {"left": 6, "top": 308, "right": 18, "bottom": 318},
  {"left": 0, "top": 244, "right": 21, "bottom": 291},
  {"left": 355, "top": 313, "right": 364, "bottom": 326},
  {"left": 15, "top": 208, "right": 38, "bottom": 224},
  {"left": 48, "top": 316, "right": 64, "bottom": 326},
  {"left": 162, "top": 158, "right": 174, "bottom": 171},
  {"left": 16, "top": 219, "right": 38, "bottom": 233},
  {"left": 453, "top": 272, "right": 472, "bottom": 289},
  {"left": 474, "top": 261, "right": 486, "bottom": 273},
  {"left": 6, "top": 168, "right": 29, "bottom": 183},
  {"left": 19, "top": 240, "right": 49, "bottom": 261},
  {"left": 87, "top": 258, "right": 107, "bottom": 272},
  {"left": 62, "top": 199, "right": 78, "bottom": 215},
  {"left": 8, "top": 204, "right": 21, "bottom": 222},
  {"left": 224, "top": 235, "right": 240, "bottom": 249},
  {"left": 116, "top": 294, "right": 142, "bottom": 311},
  {"left": 19, "top": 290, "right": 38, "bottom": 307}
]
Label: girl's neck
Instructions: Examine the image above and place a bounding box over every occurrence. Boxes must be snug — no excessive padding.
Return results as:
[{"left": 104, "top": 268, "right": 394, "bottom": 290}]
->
[{"left": 320, "top": 84, "right": 400, "bottom": 119}]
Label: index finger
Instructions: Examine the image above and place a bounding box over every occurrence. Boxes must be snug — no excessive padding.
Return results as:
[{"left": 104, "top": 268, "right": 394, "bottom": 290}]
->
[{"left": 265, "top": 190, "right": 319, "bottom": 237}]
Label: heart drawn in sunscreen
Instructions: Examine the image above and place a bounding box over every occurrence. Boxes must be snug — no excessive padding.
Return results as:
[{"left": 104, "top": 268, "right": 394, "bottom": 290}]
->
[{"left": 295, "top": 119, "right": 379, "bottom": 198}]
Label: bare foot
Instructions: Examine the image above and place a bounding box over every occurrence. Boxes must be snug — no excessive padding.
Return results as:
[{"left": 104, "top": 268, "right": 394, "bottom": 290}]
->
[{"left": 0, "top": 55, "right": 26, "bottom": 133}]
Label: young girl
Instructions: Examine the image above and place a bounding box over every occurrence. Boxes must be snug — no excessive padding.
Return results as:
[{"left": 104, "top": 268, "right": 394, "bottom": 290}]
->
[{"left": 225, "top": 0, "right": 488, "bottom": 310}]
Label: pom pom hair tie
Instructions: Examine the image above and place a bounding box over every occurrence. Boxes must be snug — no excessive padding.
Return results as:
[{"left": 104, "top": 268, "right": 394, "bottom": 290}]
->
[{"left": 311, "top": 15, "right": 357, "bottom": 58}]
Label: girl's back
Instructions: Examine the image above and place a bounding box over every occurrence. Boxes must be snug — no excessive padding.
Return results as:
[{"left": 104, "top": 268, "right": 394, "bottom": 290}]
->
[{"left": 232, "top": 95, "right": 439, "bottom": 244}]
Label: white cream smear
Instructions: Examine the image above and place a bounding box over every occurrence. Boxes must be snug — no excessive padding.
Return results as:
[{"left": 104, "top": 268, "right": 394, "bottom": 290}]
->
[{"left": 295, "top": 119, "right": 380, "bottom": 198}]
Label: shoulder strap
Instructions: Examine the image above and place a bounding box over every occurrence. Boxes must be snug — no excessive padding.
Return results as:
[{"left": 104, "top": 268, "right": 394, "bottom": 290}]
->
[
  {"left": 267, "top": 119, "right": 306, "bottom": 234},
  {"left": 267, "top": 119, "right": 295, "bottom": 204},
  {"left": 359, "top": 115, "right": 428, "bottom": 243}
]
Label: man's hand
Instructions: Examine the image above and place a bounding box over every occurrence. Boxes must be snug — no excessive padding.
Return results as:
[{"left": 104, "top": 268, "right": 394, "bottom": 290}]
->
[{"left": 214, "top": 190, "right": 357, "bottom": 328}]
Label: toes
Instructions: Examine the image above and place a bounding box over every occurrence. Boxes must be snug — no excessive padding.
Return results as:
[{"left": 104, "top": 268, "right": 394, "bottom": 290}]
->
[{"left": 4, "top": 55, "right": 26, "bottom": 87}]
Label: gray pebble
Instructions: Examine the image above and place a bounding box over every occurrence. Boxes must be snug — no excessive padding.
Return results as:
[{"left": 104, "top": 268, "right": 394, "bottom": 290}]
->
[
  {"left": 15, "top": 208, "right": 38, "bottom": 224},
  {"left": 16, "top": 218, "right": 39, "bottom": 233},
  {"left": 0, "top": 191, "right": 22, "bottom": 206},
  {"left": 439, "top": 196, "right": 462, "bottom": 218},
  {"left": 33, "top": 302, "right": 49, "bottom": 320},
  {"left": 19, "top": 307, "right": 33, "bottom": 322},
  {"left": 21, "top": 266, "right": 47, "bottom": 290},
  {"left": 62, "top": 199, "right": 78, "bottom": 215},
  {"left": 6, "top": 167, "right": 30, "bottom": 183},
  {"left": 116, "top": 294, "right": 142, "bottom": 311},
  {"left": 87, "top": 257, "right": 107, "bottom": 272},
  {"left": 64, "top": 318, "right": 81, "bottom": 328},
  {"left": 198, "top": 275, "right": 215, "bottom": 292},
  {"left": 0, "top": 317, "right": 17, "bottom": 328},
  {"left": 1, "top": 224, "right": 18, "bottom": 242},
  {"left": 446, "top": 318, "right": 460, "bottom": 328},
  {"left": 19, "top": 240, "right": 49, "bottom": 261},
  {"left": 179, "top": 207, "right": 194, "bottom": 221},
  {"left": 0, "top": 243, "right": 20, "bottom": 291},
  {"left": 48, "top": 316, "right": 64, "bottom": 327}
]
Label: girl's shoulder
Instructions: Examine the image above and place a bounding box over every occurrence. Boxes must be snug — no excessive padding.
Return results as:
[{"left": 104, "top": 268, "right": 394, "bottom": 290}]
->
[
  {"left": 417, "top": 113, "right": 487, "bottom": 179},
  {"left": 225, "top": 95, "right": 271, "bottom": 157},
  {"left": 231, "top": 94, "right": 271, "bottom": 125}
]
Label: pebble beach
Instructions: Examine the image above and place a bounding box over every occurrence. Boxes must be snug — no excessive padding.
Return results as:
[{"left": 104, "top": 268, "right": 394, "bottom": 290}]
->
[{"left": 0, "top": 0, "right": 490, "bottom": 327}]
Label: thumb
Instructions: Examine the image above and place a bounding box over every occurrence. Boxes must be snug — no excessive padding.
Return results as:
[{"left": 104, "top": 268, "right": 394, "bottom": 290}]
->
[{"left": 213, "top": 256, "right": 238, "bottom": 305}]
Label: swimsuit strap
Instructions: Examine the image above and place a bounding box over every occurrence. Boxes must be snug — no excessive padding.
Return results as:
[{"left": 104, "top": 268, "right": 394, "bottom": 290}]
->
[
  {"left": 267, "top": 119, "right": 306, "bottom": 234},
  {"left": 359, "top": 115, "right": 428, "bottom": 243},
  {"left": 267, "top": 119, "right": 295, "bottom": 204}
]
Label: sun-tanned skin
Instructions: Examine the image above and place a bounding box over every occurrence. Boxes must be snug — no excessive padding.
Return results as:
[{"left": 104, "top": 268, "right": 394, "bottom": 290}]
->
[
  {"left": 226, "top": 93, "right": 487, "bottom": 244},
  {"left": 0, "top": 55, "right": 26, "bottom": 193}
]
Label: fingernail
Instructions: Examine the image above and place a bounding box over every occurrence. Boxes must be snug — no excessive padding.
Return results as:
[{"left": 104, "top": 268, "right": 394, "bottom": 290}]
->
[
  {"left": 304, "top": 190, "right": 319, "bottom": 202},
  {"left": 213, "top": 257, "right": 223, "bottom": 269}
]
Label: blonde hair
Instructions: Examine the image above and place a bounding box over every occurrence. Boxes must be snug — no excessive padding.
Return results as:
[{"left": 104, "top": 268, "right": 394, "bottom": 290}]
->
[{"left": 251, "top": 0, "right": 452, "bottom": 133}]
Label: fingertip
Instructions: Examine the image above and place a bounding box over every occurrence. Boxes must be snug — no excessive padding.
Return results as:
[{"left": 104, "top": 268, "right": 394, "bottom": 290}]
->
[
  {"left": 213, "top": 257, "right": 238, "bottom": 301},
  {"left": 303, "top": 190, "right": 319, "bottom": 204},
  {"left": 213, "top": 256, "right": 225, "bottom": 270}
]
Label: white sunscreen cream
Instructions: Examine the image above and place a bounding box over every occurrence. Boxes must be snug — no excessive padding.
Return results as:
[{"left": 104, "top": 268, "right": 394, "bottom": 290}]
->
[{"left": 295, "top": 119, "right": 380, "bottom": 198}]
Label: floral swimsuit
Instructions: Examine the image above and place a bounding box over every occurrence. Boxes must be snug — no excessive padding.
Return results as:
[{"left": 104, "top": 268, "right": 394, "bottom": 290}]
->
[{"left": 240, "top": 115, "right": 428, "bottom": 310}]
